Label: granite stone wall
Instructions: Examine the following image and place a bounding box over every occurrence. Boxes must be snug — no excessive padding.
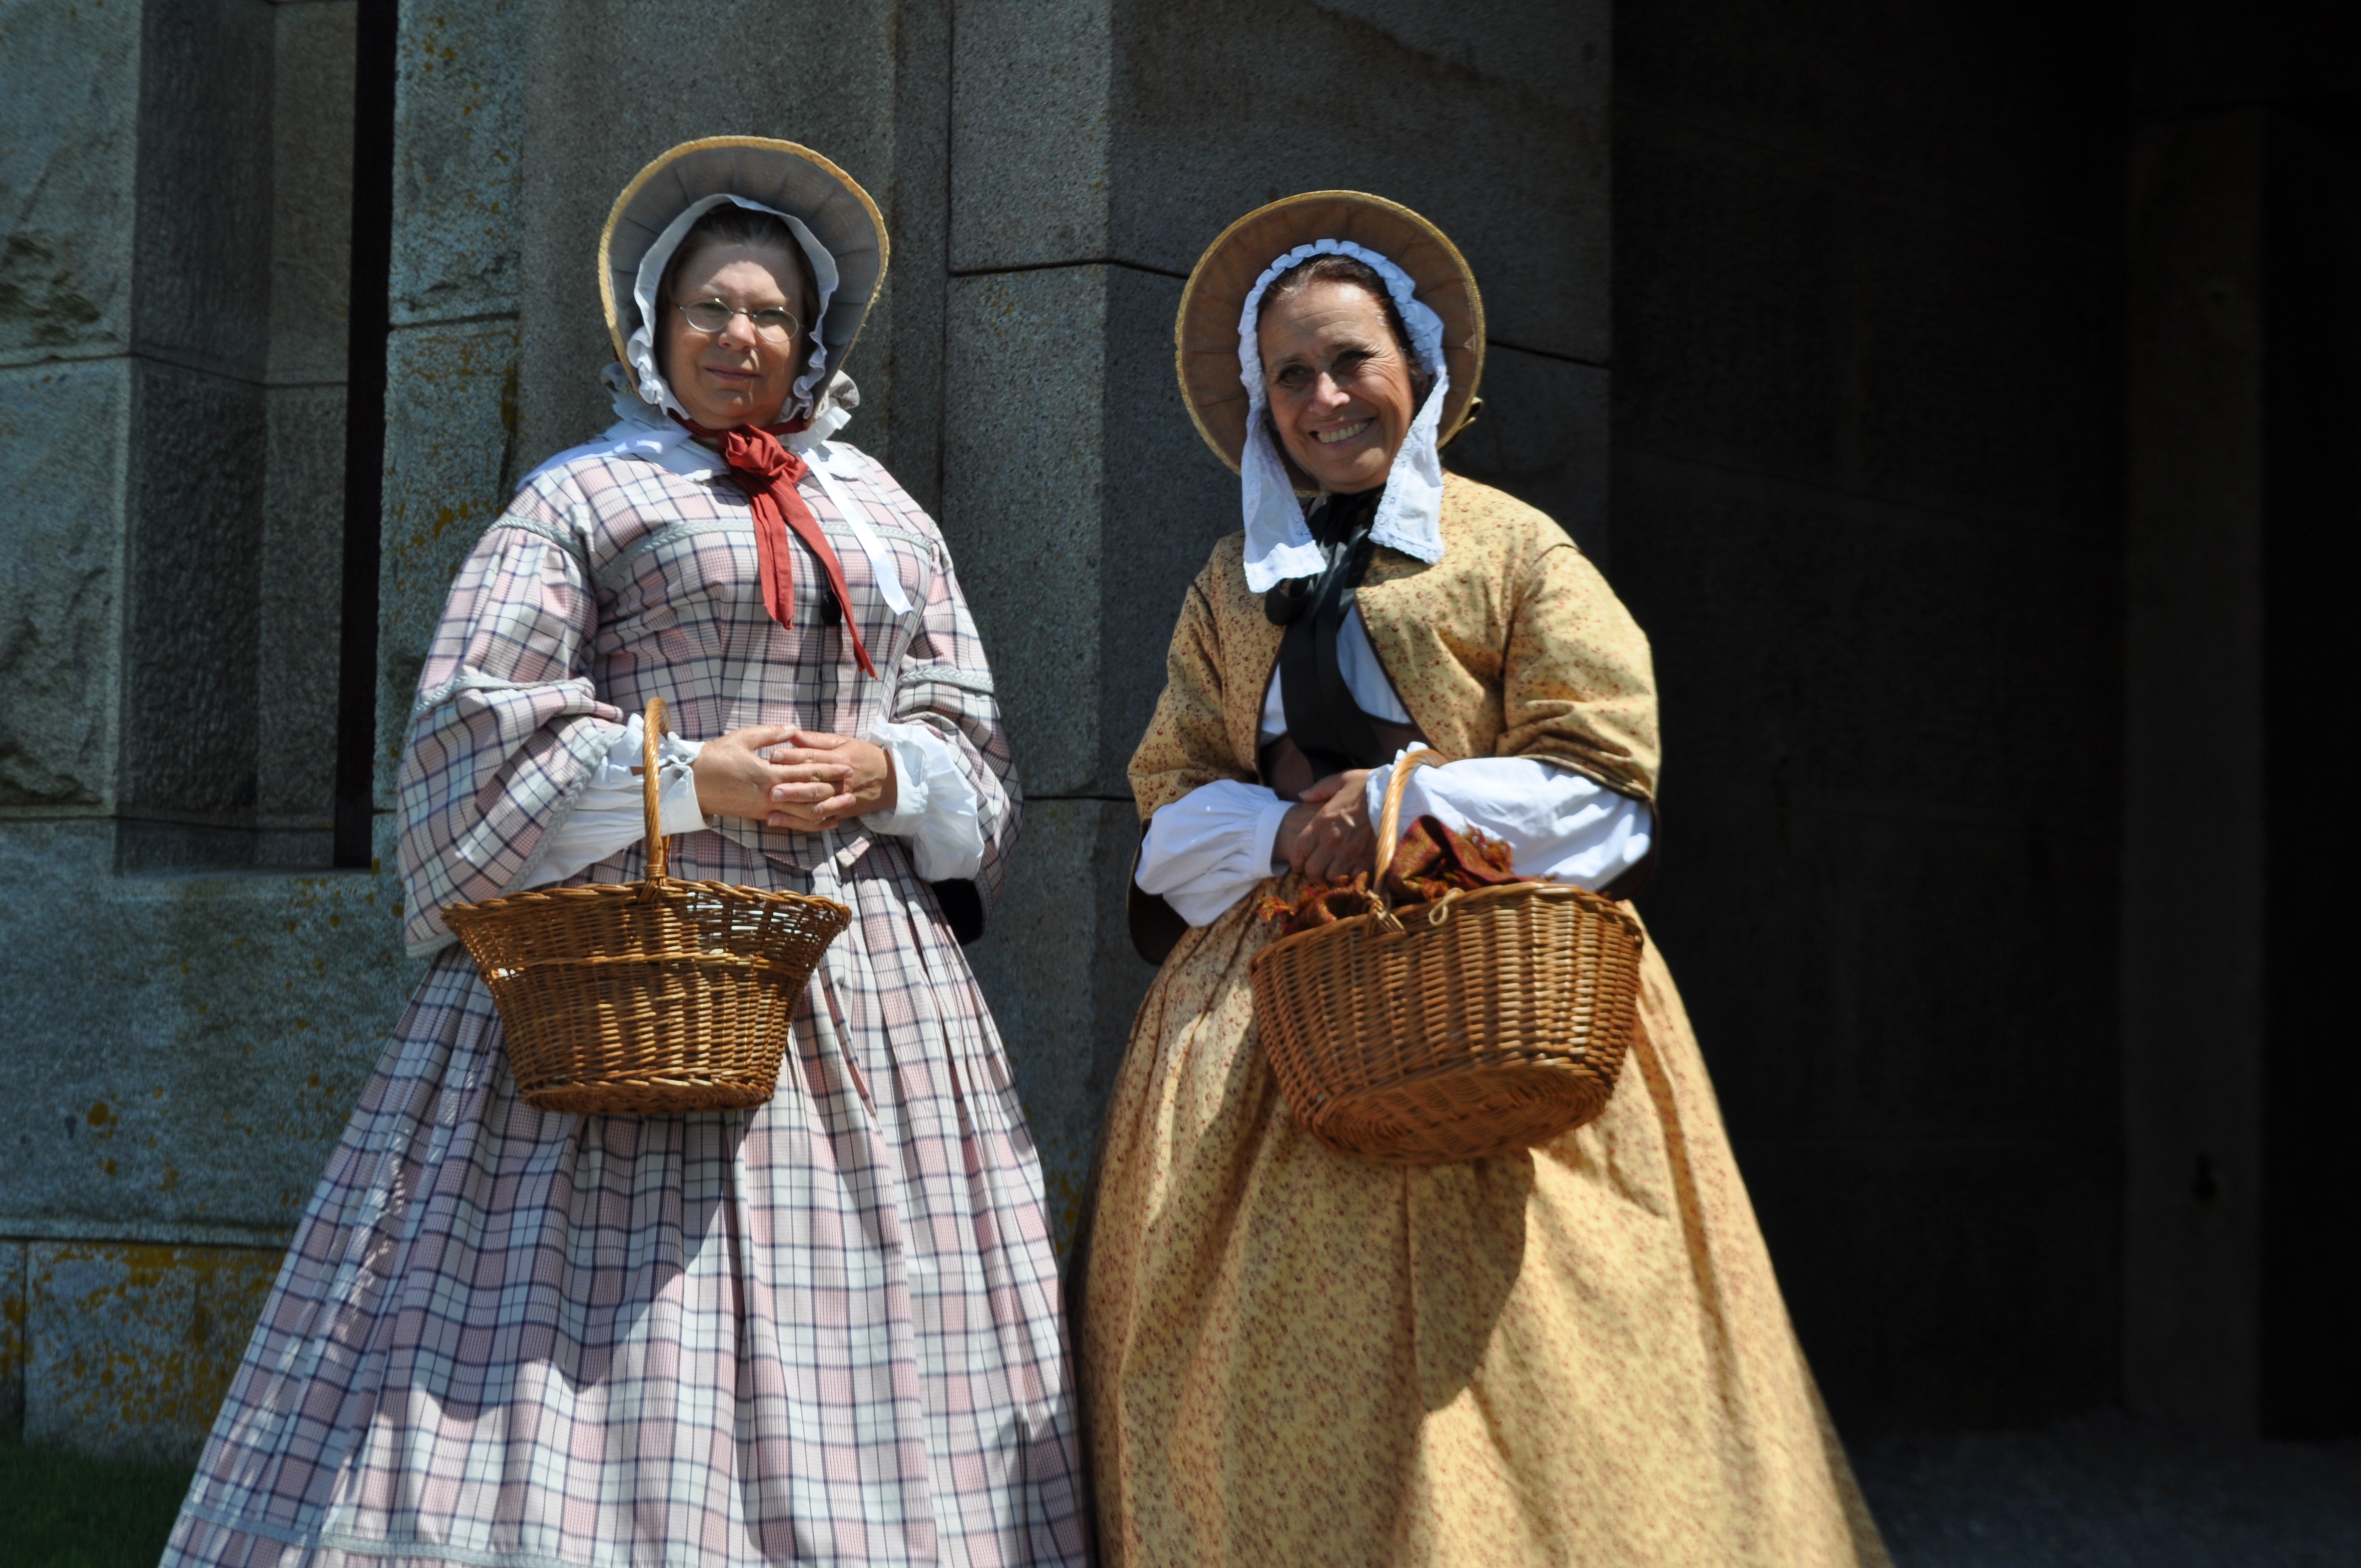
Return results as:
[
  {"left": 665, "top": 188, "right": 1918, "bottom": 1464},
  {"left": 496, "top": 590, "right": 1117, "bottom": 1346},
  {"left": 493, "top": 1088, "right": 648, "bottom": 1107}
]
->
[
  {"left": 9, "top": 0, "right": 2340, "bottom": 1464},
  {"left": 0, "top": 0, "right": 1615, "bottom": 1458},
  {"left": 0, "top": 0, "right": 417, "bottom": 1461}
]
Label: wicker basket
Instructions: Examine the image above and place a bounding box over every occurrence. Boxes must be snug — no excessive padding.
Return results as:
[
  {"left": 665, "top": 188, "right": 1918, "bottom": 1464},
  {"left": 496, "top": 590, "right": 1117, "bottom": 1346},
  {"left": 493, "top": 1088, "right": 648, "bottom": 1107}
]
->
[
  {"left": 443, "top": 698, "right": 852, "bottom": 1114},
  {"left": 1248, "top": 749, "right": 1647, "bottom": 1164}
]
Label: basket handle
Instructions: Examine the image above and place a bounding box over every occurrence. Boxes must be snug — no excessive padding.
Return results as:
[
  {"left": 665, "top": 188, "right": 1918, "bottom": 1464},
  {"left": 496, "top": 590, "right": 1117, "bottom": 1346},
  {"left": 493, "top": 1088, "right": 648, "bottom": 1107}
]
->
[
  {"left": 1371, "top": 747, "right": 1449, "bottom": 888},
  {"left": 641, "top": 695, "right": 670, "bottom": 884}
]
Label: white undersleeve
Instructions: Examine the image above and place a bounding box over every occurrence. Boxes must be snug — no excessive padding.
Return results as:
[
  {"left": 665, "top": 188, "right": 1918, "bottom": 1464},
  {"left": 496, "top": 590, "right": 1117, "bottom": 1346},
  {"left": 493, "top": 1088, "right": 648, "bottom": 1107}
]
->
[
  {"left": 1143, "top": 628, "right": 1654, "bottom": 927},
  {"left": 1361, "top": 749, "right": 1653, "bottom": 889},
  {"left": 520, "top": 714, "right": 986, "bottom": 890},
  {"left": 860, "top": 720, "right": 985, "bottom": 881},
  {"left": 521, "top": 714, "right": 707, "bottom": 889},
  {"left": 1135, "top": 781, "right": 1299, "bottom": 927}
]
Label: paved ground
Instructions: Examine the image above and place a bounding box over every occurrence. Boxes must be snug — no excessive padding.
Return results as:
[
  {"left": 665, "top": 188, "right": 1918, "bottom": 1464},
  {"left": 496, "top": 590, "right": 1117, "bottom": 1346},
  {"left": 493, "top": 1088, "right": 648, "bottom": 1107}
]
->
[{"left": 1852, "top": 1411, "right": 2361, "bottom": 1567}]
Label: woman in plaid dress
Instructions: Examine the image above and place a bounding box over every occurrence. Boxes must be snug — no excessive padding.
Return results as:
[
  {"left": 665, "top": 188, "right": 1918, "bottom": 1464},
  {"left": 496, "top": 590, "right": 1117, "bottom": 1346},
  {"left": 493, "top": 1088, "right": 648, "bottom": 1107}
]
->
[{"left": 165, "top": 140, "right": 1089, "bottom": 1568}]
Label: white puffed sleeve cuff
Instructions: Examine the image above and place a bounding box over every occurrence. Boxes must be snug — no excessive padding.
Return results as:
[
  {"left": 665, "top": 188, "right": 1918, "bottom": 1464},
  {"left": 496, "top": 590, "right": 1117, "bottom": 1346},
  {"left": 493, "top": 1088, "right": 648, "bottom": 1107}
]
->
[
  {"left": 519, "top": 715, "right": 706, "bottom": 889},
  {"left": 1135, "top": 779, "right": 1297, "bottom": 928},
  {"left": 1362, "top": 747, "right": 1653, "bottom": 891},
  {"left": 860, "top": 720, "right": 985, "bottom": 882}
]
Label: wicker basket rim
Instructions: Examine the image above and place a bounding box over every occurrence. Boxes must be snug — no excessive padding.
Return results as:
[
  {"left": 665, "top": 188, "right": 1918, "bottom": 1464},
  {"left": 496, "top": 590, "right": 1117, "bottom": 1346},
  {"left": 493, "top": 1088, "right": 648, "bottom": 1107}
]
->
[
  {"left": 488, "top": 949, "right": 831, "bottom": 972},
  {"left": 444, "top": 875, "right": 850, "bottom": 929},
  {"left": 1248, "top": 876, "right": 1641, "bottom": 968}
]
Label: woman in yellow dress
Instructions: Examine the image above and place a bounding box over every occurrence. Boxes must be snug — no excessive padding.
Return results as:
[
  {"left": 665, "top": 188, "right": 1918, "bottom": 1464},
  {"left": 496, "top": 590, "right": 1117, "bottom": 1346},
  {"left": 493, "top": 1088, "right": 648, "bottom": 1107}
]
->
[{"left": 1080, "top": 191, "right": 1891, "bottom": 1567}]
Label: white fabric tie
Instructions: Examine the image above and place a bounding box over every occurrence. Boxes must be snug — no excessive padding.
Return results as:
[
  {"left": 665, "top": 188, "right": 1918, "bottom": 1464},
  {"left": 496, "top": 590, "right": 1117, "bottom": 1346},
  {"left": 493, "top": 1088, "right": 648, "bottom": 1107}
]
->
[{"left": 1236, "top": 238, "right": 1451, "bottom": 594}]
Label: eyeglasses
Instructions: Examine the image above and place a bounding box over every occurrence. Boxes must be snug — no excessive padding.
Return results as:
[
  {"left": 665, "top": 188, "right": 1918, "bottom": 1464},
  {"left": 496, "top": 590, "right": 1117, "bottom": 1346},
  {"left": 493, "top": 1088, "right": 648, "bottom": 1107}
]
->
[{"left": 674, "top": 298, "right": 803, "bottom": 340}]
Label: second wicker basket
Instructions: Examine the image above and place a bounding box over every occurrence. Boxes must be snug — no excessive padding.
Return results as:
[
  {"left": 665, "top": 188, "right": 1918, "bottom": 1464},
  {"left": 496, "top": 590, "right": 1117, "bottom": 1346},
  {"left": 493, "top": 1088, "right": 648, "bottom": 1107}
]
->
[{"left": 1248, "top": 748, "right": 1647, "bottom": 1164}]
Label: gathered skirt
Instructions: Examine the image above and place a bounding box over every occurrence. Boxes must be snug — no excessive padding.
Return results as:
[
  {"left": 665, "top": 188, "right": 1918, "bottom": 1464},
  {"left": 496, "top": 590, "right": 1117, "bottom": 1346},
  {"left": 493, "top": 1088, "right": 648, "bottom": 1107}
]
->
[
  {"left": 165, "top": 845, "right": 1089, "bottom": 1568},
  {"left": 1079, "top": 888, "right": 1890, "bottom": 1567}
]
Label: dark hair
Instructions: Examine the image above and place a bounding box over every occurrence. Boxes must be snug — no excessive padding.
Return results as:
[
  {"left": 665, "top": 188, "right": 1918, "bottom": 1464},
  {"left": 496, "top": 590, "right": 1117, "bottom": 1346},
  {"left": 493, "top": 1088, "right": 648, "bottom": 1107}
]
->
[
  {"left": 659, "top": 203, "right": 819, "bottom": 319},
  {"left": 1261, "top": 253, "right": 1430, "bottom": 401}
]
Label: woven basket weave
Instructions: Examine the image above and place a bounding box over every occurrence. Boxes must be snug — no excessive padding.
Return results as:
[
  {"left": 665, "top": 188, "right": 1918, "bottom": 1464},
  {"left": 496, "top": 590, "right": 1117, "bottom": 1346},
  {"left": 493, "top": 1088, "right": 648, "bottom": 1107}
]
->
[
  {"left": 1248, "top": 749, "right": 1646, "bottom": 1164},
  {"left": 444, "top": 698, "right": 852, "bottom": 1114}
]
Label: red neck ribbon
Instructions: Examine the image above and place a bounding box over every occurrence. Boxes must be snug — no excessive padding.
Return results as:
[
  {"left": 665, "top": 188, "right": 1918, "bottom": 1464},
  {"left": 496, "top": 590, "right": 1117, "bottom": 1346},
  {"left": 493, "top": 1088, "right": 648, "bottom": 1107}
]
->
[{"left": 683, "top": 417, "right": 877, "bottom": 678}]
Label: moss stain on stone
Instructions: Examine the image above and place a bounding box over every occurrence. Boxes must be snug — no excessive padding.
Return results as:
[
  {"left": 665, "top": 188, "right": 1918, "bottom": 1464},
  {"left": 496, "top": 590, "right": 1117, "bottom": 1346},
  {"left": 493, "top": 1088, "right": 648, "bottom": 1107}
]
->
[
  {"left": 0, "top": 233, "right": 107, "bottom": 346},
  {"left": 28, "top": 1243, "right": 280, "bottom": 1460}
]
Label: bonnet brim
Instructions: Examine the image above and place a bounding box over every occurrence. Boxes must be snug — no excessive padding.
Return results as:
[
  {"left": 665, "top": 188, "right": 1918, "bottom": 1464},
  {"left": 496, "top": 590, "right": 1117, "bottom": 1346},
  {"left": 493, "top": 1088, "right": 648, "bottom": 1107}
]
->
[
  {"left": 600, "top": 137, "right": 889, "bottom": 387},
  {"left": 1175, "top": 190, "right": 1484, "bottom": 487}
]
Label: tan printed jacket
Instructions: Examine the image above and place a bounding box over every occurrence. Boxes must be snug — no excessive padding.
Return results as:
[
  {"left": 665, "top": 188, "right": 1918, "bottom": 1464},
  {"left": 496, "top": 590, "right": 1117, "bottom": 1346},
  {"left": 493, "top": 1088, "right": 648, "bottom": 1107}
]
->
[{"left": 1129, "top": 473, "right": 1662, "bottom": 817}]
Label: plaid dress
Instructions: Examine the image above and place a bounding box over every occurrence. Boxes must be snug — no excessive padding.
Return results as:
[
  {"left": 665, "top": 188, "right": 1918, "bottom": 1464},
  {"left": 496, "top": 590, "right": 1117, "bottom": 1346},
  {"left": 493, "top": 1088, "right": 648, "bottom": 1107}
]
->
[{"left": 166, "top": 445, "right": 1089, "bottom": 1567}]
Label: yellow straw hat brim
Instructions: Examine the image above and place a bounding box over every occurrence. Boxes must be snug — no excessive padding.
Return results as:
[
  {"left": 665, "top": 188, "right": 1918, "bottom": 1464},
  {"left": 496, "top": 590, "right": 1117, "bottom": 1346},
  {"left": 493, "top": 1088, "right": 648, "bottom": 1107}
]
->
[
  {"left": 1175, "top": 191, "right": 1485, "bottom": 483},
  {"left": 599, "top": 137, "right": 889, "bottom": 379}
]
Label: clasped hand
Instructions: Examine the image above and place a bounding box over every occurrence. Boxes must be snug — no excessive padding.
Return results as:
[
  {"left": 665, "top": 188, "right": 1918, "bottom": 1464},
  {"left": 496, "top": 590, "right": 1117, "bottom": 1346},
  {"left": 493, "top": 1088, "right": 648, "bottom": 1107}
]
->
[
  {"left": 688, "top": 726, "right": 896, "bottom": 832},
  {"left": 1273, "top": 768, "right": 1376, "bottom": 884}
]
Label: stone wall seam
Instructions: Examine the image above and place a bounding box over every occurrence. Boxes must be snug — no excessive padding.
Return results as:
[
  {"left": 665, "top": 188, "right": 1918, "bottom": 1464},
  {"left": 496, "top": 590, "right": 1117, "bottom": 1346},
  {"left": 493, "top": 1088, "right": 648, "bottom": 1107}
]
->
[
  {"left": 945, "top": 257, "right": 1188, "bottom": 281},
  {"left": 0, "top": 1221, "right": 298, "bottom": 1252}
]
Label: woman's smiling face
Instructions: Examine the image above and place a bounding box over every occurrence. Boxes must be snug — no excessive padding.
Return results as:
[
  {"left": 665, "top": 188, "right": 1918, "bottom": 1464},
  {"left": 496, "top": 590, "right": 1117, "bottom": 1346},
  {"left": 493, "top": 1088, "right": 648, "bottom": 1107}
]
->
[
  {"left": 1256, "top": 278, "right": 1421, "bottom": 494},
  {"left": 659, "top": 241, "right": 809, "bottom": 431}
]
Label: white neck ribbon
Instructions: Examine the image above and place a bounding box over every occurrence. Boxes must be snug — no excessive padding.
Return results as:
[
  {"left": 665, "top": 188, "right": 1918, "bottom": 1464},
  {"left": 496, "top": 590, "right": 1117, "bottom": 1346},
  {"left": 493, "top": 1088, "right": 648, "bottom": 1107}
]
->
[{"left": 1236, "top": 238, "right": 1450, "bottom": 594}]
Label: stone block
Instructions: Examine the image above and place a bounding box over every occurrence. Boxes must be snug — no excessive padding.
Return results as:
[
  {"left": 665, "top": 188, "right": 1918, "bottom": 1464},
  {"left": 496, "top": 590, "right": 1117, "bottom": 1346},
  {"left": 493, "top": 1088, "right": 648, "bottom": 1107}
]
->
[
  {"left": 872, "top": 0, "right": 956, "bottom": 515},
  {"left": 1610, "top": 449, "right": 2120, "bottom": 821},
  {"left": 948, "top": 0, "right": 1113, "bottom": 271},
  {"left": 24, "top": 1241, "right": 282, "bottom": 1463},
  {"left": 0, "top": 0, "right": 142, "bottom": 364},
  {"left": 132, "top": 0, "right": 278, "bottom": 382},
  {"left": 389, "top": 0, "right": 524, "bottom": 326},
  {"left": 1105, "top": 0, "right": 1609, "bottom": 362},
  {"left": 119, "top": 360, "right": 269, "bottom": 831},
  {"left": 258, "top": 384, "right": 347, "bottom": 839},
  {"left": 943, "top": 265, "right": 1111, "bottom": 797},
  {"left": 374, "top": 319, "right": 521, "bottom": 807},
  {"left": 1613, "top": 124, "right": 2118, "bottom": 534},
  {"left": 0, "top": 820, "right": 420, "bottom": 1238},
  {"left": 511, "top": 0, "right": 901, "bottom": 471},
  {"left": 1444, "top": 346, "right": 1610, "bottom": 559},
  {"left": 0, "top": 357, "right": 129, "bottom": 810},
  {"left": 1311, "top": 0, "right": 1606, "bottom": 113},
  {"left": 966, "top": 799, "right": 1155, "bottom": 1253},
  {"left": 946, "top": 264, "right": 1226, "bottom": 799},
  {"left": 1618, "top": 0, "right": 2121, "bottom": 247},
  {"left": 269, "top": 0, "right": 358, "bottom": 386},
  {"left": 1, "top": 1239, "right": 22, "bottom": 1440},
  {"left": 1098, "top": 266, "right": 1236, "bottom": 790}
]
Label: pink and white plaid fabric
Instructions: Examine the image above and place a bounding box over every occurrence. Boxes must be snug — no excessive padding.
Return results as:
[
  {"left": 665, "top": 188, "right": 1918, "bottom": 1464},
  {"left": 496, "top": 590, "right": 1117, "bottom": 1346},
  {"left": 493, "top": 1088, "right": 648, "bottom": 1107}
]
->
[{"left": 165, "top": 448, "right": 1089, "bottom": 1567}]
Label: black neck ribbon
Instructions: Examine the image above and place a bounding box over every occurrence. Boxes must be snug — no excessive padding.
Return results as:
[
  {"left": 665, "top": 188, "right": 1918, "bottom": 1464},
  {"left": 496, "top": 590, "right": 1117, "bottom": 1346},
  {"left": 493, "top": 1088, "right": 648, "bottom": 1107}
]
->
[{"left": 1265, "top": 487, "right": 1389, "bottom": 778}]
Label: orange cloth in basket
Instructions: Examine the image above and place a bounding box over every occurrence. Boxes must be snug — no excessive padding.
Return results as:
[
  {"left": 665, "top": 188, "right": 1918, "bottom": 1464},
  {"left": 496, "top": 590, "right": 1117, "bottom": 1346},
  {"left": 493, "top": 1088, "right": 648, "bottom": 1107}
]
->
[{"left": 1258, "top": 814, "right": 1523, "bottom": 936}]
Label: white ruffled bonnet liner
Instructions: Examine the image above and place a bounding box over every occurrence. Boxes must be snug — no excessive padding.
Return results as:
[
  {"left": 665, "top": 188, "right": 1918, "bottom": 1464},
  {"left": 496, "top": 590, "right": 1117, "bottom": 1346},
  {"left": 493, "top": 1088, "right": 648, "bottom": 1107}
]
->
[
  {"left": 599, "top": 138, "right": 888, "bottom": 429},
  {"left": 624, "top": 194, "right": 839, "bottom": 422},
  {"left": 1171, "top": 192, "right": 1485, "bottom": 594},
  {"left": 1236, "top": 239, "right": 1450, "bottom": 593}
]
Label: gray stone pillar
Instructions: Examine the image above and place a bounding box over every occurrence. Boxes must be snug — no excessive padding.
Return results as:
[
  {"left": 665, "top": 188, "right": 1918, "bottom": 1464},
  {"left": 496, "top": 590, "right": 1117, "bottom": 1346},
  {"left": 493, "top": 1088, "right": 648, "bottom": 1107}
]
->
[
  {"left": 943, "top": 0, "right": 1614, "bottom": 1237},
  {"left": 0, "top": 0, "right": 418, "bottom": 1460}
]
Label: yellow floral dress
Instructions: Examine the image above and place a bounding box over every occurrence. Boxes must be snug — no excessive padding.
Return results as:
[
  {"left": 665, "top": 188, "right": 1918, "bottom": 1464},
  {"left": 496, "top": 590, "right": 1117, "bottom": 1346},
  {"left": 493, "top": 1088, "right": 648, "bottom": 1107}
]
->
[{"left": 1081, "top": 474, "right": 1891, "bottom": 1567}]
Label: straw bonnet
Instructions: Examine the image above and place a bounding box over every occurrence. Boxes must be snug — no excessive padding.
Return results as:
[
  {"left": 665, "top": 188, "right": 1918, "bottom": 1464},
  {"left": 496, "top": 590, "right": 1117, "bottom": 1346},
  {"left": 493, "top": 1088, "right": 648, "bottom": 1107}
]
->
[
  {"left": 599, "top": 137, "right": 889, "bottom": 387},
  {"left": 1175, "top": 190, "right": 1484, "bottom": 487}
]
